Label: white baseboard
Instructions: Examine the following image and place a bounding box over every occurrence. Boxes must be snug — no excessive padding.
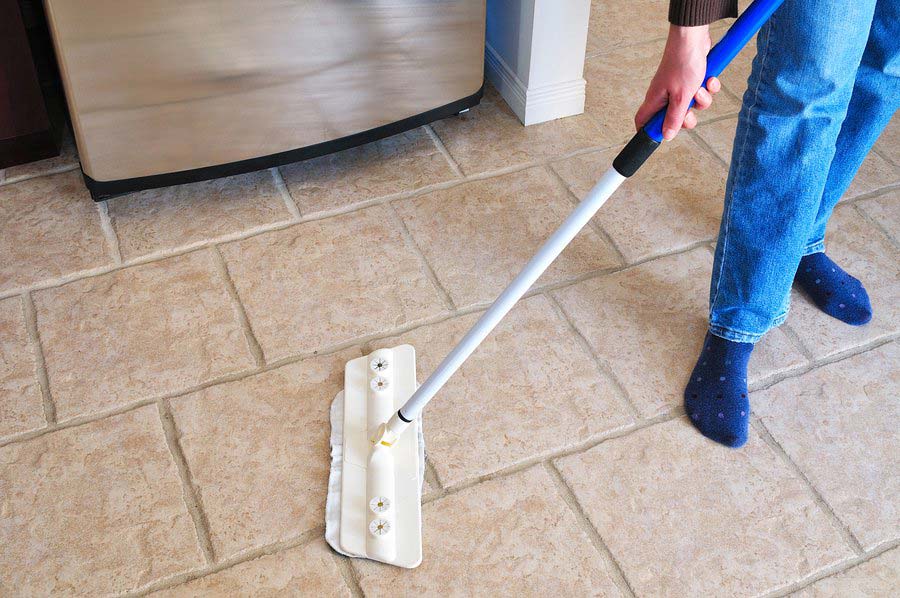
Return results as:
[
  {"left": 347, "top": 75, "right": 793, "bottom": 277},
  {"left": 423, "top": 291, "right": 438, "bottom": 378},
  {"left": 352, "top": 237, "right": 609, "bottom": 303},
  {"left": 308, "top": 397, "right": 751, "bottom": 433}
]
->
[{"left": 484, "top": 43, "right": 586, "bottom": 126}]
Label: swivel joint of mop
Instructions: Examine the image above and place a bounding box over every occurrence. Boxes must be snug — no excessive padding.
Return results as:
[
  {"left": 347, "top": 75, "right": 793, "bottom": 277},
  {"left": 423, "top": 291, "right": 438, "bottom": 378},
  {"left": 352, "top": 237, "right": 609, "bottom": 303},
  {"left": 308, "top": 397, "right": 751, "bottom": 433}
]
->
[{"left": 372, "top": 413, "right": 410, "bottom": 447}]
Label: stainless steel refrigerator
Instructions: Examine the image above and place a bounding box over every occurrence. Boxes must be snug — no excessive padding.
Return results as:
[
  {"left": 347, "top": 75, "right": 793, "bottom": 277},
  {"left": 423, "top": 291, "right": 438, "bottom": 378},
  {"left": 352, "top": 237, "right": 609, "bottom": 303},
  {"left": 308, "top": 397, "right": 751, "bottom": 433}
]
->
[{"left": 44, "top": 0, "right": 485, "bottom": 199}]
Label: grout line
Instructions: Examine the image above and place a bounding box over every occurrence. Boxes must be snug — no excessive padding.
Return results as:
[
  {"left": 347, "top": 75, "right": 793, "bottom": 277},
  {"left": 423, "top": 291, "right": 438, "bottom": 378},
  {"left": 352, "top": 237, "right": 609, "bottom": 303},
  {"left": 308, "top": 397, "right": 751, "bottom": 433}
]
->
[
  {"left": 423, "top": 459, "right": 444, "bottom": 494},
  {"left": 157, "top": 400, "right": 217, "bottom": 565},
  {"left": 270, "top": 167, "right": 303, "bottom": 222},
  {"left": 124, "top": 526, "right": 324, "bottom": 597},
  {"left": 0, "top": 262, "right": 123, "bottom": 303},
  {"left": 766, "top": 538, "right": 900, "bottom": 598},
  {"left": 584, "top": 35, "right": 669, "bottom": 60},
  {"left": 210, "top": 246, "right": 266, "bottom": 367},
  {"left": 748, "top": 333, "right": 898, "bottom": 394},
  {"left": 852, "top": 202, "right": 899, "bottom": 251},
  {"left": 21, "top": 292, "right": 56, "bottom": 425},
  {"left": 686, "top": 128, "right": 730, "bottom": 170},
  {"left": 718, "top": 81, "right": 745, "bottom": 107},
  {"left": 425, "top": 411, "right": 679, "bottom": 504},
  {"left": 544, "top": 163, "right": 629, "bottom": 267},
  {"left": 693, "top": 111, "right": 742, "bottom": 127},
  {"left": 0, "top": 162, "right": 80, "bottom": 188},
  {"left": 751, "top": 416, "right": 866, "bottom": 556},
  {"left": 0, "top": 398, "right": 157, "bottom": 448},
  {"left": 423, "top": 124, "right": 464, "bottom": 178},
  {"left": 871, "top": 146, "right": 898, "bottom": 169},
  {"left": 543, "top": 292, "right": 642, "bottom": 421},
  {"left": 841, "top": 180, "right": 900, "bottom": 206},
  {"left": 779, "top": 322, "right": 815, "bottom": 362},
  {"left": 543, "top": 462, "right": 637, "bottom": 598},
  {"left": 386, "top": 201, "right": 457, "bottom": 312},
  {"left": 332, "top": 552, "right": 366, "bottom": 598},
  {"left": 96, "top": 201, "right": 124, "bottom": 264}
]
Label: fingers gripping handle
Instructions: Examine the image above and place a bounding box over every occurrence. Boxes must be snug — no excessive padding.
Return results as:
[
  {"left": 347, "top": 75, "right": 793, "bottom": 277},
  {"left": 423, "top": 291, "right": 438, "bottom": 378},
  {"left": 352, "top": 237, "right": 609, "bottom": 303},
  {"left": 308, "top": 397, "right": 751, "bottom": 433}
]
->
[{"left": 642, "top": 0, "right": 785, "bottom": 143}]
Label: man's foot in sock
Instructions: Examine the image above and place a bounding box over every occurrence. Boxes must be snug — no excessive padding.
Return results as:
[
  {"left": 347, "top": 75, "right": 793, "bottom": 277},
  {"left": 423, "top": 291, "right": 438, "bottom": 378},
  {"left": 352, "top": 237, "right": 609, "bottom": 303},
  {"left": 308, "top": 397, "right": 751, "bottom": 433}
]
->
[
  {"left": 795, "top": 252, "right": 872, "bottom": 325},
  {"left": 684, "top": 332, "right": 754, "bottom": 448}
]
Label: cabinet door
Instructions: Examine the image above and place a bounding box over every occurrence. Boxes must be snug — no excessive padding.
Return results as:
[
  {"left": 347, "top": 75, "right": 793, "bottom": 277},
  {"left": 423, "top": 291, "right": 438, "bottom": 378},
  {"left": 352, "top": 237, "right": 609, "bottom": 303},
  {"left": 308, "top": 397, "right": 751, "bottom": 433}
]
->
[{"left": 0, "top": 0, "right": 57, "bottom": 168}]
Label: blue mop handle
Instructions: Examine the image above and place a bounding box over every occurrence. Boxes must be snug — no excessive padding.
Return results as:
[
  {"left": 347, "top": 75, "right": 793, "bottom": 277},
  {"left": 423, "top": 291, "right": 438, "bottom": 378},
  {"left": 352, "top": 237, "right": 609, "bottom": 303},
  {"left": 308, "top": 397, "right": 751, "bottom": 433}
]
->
[{"left": 643, "top": 0, "right": 785, "bottom": 143}]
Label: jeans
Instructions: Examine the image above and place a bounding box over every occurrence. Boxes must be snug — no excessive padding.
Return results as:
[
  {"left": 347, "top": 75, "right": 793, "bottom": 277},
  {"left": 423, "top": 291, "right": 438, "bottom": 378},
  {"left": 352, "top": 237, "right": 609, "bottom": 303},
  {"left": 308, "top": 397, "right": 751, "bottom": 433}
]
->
[{"left": 708, "top": 0, "right": 899, "bottom": 343}]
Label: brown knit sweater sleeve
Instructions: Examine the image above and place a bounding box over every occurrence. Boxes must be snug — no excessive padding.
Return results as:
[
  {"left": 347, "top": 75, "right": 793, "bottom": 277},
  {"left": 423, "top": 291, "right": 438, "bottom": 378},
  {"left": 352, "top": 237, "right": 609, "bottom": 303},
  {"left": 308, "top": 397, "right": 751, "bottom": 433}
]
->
[{"left": 669, "top": 0, "right": 738, "bottom": 26}]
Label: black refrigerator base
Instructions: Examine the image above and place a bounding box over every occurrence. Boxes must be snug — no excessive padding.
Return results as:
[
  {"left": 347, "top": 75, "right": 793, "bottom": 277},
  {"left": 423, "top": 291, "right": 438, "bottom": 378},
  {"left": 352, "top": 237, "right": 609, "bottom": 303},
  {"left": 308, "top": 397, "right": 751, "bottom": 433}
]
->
[{"left": 84, "top": 85, "right": 483, "bottom": 201}]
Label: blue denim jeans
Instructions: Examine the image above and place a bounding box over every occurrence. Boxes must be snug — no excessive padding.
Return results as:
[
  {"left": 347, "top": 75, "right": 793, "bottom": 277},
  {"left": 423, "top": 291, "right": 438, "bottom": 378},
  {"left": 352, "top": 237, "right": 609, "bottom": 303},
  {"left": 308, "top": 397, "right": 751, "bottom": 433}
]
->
[{"left": 709, "top": 0, "right": 899, "bottom": 343}]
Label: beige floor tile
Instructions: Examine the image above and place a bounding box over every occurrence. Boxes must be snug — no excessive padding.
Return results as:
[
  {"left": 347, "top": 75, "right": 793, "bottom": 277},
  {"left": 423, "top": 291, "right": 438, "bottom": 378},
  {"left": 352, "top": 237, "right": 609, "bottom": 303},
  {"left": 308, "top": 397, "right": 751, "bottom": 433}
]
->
[
  {"left": 694, "top": 117, "right": 739, "bottom": 164},
  {"left": 395, "top": 167, "right": 621, "bottom": 308},
  {"left": 694, "top": 117, "right": 898, "bottom": 200},
  {"left": 373, "top": 295, "right": 632, "bottom": 487},
  {"left": 354, "top": 465, "right": 626, "bottom": 597},
  {"left": 857, "top": 190, "right": 899, "bottom": 244},
  {"left": 755, "top": 343, "right": 900, "bottom": 550},
  {"left": 0, "top": 297, "right": 44, "bottom": 438},
  {"left": 0, "top": 129, "right": 79, "bottom": 185},
  {"left": 430, "top": 86, "right": 612, "bottom": 175},
  {"left": 108, "top": 171, "right": 293, "bottom": 260},
  {"left": 220, "top": 206, "right": 447, "bottom": 361},
  {"left": 717, "top": 34, "right": 757, "bottom": 101},
  {"left": 152, "top": 541, "right": 349, "bottom": 597},
  {"left": 552, "top": 137, "right": 726, "bottom": 263},
  {"left": 786, "top": 206, "right": 899, "bottom": 359},
  {"left": 280, "top": 128, "right": 458, "bottom": 217},
  {"left": 555, "top": 419, "right": 854, "bottom": 597},
  {"left": 795, "top": 547, "right": 900, "bottom": 597},
  {"left": 586, "top": 0, "right": 668, "bottom": 55},
  {"left": 0, "top": 171, "right": 111, "bottom": 292},
  {"left": 170, "top": 349, "right": 358, "bottom": 558},
  {"left": 749, "top": 325, "right": 809, "bottom": 382},
  {"left": 553, "top": 248, "right": 805, "bottom": 417},
  {"left": 34, "top": 250, "right": 255, "bottom": 421},
  {"left": 584, "top": 43, "right": 740, "bottom": 144},
  {"left": 874, "top": 115, "right": 899, "bottom": 166},
  {"left": 0, "top": 406, "right": 203, "bottom": 595},
  {"left": 846, "top": 150, "right": 899, "bottom": 200}
]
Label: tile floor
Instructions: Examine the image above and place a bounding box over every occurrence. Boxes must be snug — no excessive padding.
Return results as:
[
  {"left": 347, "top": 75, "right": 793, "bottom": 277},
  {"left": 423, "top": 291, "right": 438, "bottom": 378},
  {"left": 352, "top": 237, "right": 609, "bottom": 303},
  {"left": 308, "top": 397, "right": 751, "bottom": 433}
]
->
[{"left": 1, "top": 8, "right": 898, "bottom": 595}]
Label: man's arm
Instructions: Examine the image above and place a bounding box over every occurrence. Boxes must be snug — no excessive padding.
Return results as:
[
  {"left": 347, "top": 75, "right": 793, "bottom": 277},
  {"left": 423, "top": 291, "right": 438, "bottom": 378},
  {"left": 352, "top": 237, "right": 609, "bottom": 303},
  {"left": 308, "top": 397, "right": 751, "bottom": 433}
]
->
[{"left": 633, "top": 1, "right": 738, "bottom": 139}]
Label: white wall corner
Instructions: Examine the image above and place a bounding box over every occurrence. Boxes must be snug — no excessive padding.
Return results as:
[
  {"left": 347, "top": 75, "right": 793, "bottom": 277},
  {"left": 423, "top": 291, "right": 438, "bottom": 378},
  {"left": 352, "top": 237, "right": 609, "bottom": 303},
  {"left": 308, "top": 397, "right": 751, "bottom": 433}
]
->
[{"left": 485, "top": 0, "right": 591, "bottom": 126}]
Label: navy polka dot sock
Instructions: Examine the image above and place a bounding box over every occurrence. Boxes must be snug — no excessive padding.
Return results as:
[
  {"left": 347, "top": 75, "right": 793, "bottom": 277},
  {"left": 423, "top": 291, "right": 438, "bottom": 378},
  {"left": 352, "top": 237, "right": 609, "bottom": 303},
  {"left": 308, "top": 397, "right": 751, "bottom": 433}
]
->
[
  {"left": 794, "top": 252, "right": 872, "bottom": 326},
  {"left": 684, "top": 332, "right": 754, "bottom": 448}
]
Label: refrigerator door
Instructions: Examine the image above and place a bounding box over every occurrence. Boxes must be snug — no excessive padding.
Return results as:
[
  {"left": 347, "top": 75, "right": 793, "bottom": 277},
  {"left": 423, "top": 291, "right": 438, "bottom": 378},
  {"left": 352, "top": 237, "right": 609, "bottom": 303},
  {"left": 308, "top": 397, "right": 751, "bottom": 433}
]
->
[{"left": 44, "top": 0, "right": 484, "bottom": 196}]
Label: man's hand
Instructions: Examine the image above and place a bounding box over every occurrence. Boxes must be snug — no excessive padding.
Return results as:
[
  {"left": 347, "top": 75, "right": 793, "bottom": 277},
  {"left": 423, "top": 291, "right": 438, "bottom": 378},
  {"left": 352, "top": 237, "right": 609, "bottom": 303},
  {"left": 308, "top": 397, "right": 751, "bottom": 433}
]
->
[{"left": 635, "top": 24, "right": 721, "bottom": 140}]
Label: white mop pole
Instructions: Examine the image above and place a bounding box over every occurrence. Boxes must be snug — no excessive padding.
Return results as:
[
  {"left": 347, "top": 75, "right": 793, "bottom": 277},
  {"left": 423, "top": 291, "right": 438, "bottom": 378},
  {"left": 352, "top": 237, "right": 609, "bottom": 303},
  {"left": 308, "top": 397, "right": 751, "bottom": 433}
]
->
[{"left": 383, "top": 166, "right": 626, "bottom": 436}]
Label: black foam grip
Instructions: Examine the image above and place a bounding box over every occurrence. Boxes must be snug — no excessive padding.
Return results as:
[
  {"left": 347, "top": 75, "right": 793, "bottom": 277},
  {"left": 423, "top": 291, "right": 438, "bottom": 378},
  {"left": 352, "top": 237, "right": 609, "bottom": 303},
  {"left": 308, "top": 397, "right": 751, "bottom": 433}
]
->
[{"left": 613, "top": 129, "right": 661, "bottom": 177}]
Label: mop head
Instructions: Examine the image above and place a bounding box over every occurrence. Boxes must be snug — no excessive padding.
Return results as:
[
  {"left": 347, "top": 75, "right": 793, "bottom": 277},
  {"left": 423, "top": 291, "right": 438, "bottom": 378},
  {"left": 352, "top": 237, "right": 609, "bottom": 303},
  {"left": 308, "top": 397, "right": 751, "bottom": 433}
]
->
[{"left": 324, "top": 345, "right": 425, "bottom": 568}]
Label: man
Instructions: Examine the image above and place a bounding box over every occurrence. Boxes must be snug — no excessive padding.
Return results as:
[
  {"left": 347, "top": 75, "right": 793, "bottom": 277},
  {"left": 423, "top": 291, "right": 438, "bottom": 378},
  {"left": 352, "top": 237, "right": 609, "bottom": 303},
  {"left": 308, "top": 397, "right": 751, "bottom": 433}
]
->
[{"left": 635, "top": 0, "right": 898, "bottom": 446}]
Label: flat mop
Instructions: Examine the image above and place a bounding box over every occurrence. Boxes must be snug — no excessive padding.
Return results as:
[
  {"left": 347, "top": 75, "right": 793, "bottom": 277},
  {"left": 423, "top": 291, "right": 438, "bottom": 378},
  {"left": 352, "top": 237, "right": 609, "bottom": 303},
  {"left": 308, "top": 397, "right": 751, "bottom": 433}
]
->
[{"left": 325, "top": 0, "right": 785, "bottom": 568}]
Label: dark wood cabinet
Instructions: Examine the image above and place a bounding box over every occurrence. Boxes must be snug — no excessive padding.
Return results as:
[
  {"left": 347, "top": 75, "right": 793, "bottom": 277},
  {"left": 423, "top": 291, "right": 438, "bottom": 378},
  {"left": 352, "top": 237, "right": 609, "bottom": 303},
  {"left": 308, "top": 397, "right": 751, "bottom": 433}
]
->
[{"left": 0, "top": 0, "right": 65, "bottom": 168}]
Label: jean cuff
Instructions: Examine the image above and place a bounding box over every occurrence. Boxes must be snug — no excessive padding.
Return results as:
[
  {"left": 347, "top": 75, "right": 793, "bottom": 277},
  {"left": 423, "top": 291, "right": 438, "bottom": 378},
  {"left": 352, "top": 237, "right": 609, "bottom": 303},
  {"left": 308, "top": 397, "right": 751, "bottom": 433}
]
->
[
  {"left": 802, "top": 240, "right": 825, "bottom": 256},
  {"left": 709, "top": 310, "right": 788, "bottom": 344}
]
